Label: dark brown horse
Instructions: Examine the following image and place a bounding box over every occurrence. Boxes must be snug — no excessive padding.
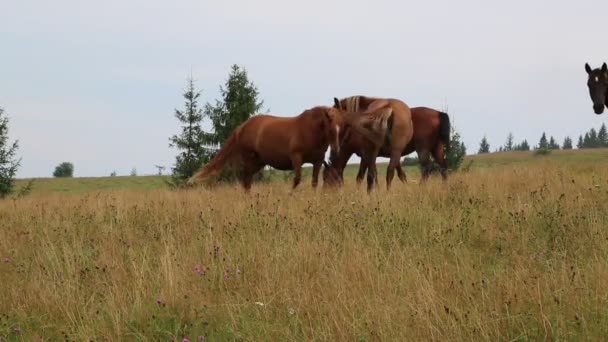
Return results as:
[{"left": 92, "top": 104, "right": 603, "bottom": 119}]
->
[
  {"left": 328, "top": 96, "right": 414, "bottom": 192},
  {"left": 324, "top": 107, "right": 450, "bottom": 186},
  {"left": 585, "top": 63, "right": 608, "bottom": 114},
  {"left": 188, "top": 106, "right": 344, "bottom": 191}
]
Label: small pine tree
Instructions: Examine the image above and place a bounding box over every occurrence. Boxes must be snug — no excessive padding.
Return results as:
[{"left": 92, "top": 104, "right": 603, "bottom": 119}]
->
[
  {"left": 504, "top": 132, "right": 514, "bottom": 151},
  {"left": 589, "top": 128, "right": 599, "bottom": 148},
  {"left": 548, "top": 136, "right": 560, "bottom": 150},
  {"left": 577, "top": 135, "right": 584, "bottom": 149},
  {"left": 538, "top": 132, "right": 548, "bottom": 149},
  {"left": 583, "top": 133, "right": 591, "bottom": 148},
  {"left": 478, "top": 136, "right": 490, "bottom": 154},
  {"left": 0, "top": 107, "right": 20, "bottom": 198},
  {"left": 130, "top": 168, "right": 137, "bottom": 176},
  {"left": 598, "top": 123, "right": 608, "bottom": 147},
  {"left": 562, "top": 136, "right": 573, "bottom": 150},
  {"left": 53, "top": 162, "right": 74, "bottom": 178},
  {"left": 446, "top": 128, "right": 467, "bottom": 171},
  {"left": 169, "top": 77, "right": 213, "bottom": 185},
  {"left": 519, "top": 140, "right": 530, "bottom": 151}
]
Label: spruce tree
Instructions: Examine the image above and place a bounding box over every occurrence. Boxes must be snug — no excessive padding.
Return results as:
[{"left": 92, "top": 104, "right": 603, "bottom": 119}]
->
[
  {"left": 504, "top": 132, "right": 514, "bottom": 151},
  {"left": 0, "top": 107, "right": 20, "bottom": 198},
  {"left": 202, "top": 65, "right": 264, "bottom": 181},
  {"left": 583, "top": 133, "right": 591, "bottom": 148},
  {"left": 446, "top": 128, "right": 466, "bottom": 170},
  {"left": 577, "top": 135, "right": 584, "bottom": 149},
  {"left": 589, "top": 129, "right": 599, "bottom": 148},
  {"left": 519, "top": 140, "right": 530, "bottom": 151},
  {"left": 169, "top": 77, "right": 212, "bottom": 185},
  {"left": 203, "top": 65, "right": 264, "bottom": 148},
  {"left": 538, "top": 132, "right": 548, "bottom": 149},
  {"left": 478, "top": 136, "right": 490, "bottom": 154},
  {"left": 562, "top": 136, "right": 573, "bottom": 150},
  {"left": 598, "top": 123, "right": 608, "bottom": 147},
  {"left": 548, "top": 136, "right": 560, "bottom": 150}
]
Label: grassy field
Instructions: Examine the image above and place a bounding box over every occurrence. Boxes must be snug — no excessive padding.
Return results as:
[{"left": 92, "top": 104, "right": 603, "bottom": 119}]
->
[{"left": 2, "top": 149, "right": 608, "bottom": 340}]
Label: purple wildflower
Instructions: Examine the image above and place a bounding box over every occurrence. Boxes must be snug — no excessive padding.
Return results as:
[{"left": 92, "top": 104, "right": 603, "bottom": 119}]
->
[
  {"left": 3, "top": 257, "right": 11, "bottom": 263},
  {"left": 155, "top": 298, "right": 162, "bottom": 305},
  {"left": 198, "top": 336, "right": 206, "bottom": 341},
  {"left": 182, "top": 338, "right": 191, "bottom": 342}
]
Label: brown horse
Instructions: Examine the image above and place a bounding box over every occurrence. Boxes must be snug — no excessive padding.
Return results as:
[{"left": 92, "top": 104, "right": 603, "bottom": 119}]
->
[
  {"left": 323, "top": 107, "right": 451, "bottom": 186},
  {"left": 585, "top": 63, "right": 608, "bottom": 114},
  {"left": 187, "top": 106, "right": 344, "bottom": 191},
  {"left": 323, "top": 107, "right": 450, "bottom": 185},
  {"left": 328, "top": 95, "right": 415, "bottom": 192}
]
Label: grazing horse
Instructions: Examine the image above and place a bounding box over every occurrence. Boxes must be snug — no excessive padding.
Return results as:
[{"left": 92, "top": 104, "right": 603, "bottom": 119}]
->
[
  {"left": 585, "top": 63, "right": 608, "bottom": 115},
  {"left": 328, "top": 95, "right": 415, "bottom": 192},
  {"left": 187, "top": 106, "right": 344, "bottom": 191},
  {"left": 324, "top": 107, "right": 451, "bottom": 186}
]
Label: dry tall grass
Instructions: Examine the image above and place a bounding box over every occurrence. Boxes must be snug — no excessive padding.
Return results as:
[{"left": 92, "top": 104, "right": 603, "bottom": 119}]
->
[{"left": 2, "top": 159, "right": 608, "bottom": 341}]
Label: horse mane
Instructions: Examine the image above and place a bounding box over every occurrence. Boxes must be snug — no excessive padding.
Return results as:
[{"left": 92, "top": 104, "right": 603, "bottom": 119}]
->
[{"left": 343, "top": 96, "right": 361, "bottom": 112}]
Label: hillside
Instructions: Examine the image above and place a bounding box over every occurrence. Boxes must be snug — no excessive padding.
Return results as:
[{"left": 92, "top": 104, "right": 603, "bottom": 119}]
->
[{"left": 14, "top": 148, "right": 608, "bottom": 195}]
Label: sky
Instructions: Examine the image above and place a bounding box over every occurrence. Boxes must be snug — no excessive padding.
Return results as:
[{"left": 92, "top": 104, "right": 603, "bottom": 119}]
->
[{"left": 1, "top": 0, "right": 607, "bottom": 178}]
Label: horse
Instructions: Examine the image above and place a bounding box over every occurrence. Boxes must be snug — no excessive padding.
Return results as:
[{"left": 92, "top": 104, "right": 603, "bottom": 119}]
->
[
  {"left": 585, "top": 63, "right": 608, "bottom": 115},
  {"left": 187, "top": 106, "right": 344, "bottom": 191},
  {"left": 323, "top": 106, "right": 450, "bottom": 186},
  {"left": 327, "top": 95, "right": 415, "bottom": 192}
]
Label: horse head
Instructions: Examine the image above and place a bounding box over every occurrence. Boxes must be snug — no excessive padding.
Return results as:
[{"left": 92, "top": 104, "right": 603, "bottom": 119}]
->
[
  {"left": 322, "top": 160, "right": 344, "bottom": 187},
  {"left": 585, "top": 62, "right": 608, "bottom": 115},
  {"left": 323, "top": 106, "right": 345, "bottom": 155}
]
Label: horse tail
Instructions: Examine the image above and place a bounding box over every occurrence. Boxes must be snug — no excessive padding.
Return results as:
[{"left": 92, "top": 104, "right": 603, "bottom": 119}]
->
[
  {"left": 188, "top": 129, "right": 240, "bottom": 185},
  {"left": 438, "top": 111, "right": 451, "bottom": 157}
]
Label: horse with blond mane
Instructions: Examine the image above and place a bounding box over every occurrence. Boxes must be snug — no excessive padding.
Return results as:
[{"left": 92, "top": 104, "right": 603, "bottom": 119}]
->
[
  {"left": 326, "top": 96, "right": 414, "bottom": 192},
  {"left": 187, "top": 106, "right": 344, "bottom": 191},
  {"left": 324, "top": 106, "right": 451, "bottom": 186}
]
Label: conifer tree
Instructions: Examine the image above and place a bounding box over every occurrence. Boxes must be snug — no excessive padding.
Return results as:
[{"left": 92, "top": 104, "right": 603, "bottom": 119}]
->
[{"left": 0, "top": 107, "right": 20, "bottom": 198}]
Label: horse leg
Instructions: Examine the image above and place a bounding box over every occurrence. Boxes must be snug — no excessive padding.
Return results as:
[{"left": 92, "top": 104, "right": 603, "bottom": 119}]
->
[
  {"left": 240, "top": 157, "right": 263, "bottom": 192},
  {"left": 291, "top": 154, "right": 303, "bottom": 189},
  {"left": 366, "top": 153, "right": 379, "bottom": 193},
  {"left": 418, "top": 149, "right": 432, "bottom": 182},
  {"left": 356, "top": 159, "right": 368, "bottom": 185},
  {"left": 312, "top": 161, "right": 321, "bottom": 188},
  {"left": 397, "top": 163, "right": 407, "bottom": 183},
  {"left": 385, "top": 149, "right": 402, "bottom": 190},
  {"left": 434, "top": 142, "right": 449, "bottom": 181}
]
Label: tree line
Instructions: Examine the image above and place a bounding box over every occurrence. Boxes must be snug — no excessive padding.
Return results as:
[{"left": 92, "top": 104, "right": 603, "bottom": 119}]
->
[{"left": 477, "top": 123, "right": 608, "bottom": 154}]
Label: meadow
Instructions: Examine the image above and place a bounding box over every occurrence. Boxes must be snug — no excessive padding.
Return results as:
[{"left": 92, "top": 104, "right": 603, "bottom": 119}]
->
[{"left": 2, "top": 149, "right": 608, "bottom": 341}]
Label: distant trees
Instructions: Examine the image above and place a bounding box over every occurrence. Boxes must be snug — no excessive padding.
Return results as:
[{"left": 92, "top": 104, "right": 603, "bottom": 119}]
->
[
  {"left": 0, "top": 107, "right": 20, "bottom": 198},
  {"left": 513, "top": 140, "right": 530, "bottom": 151},
  {"left": 478, "top": 136, "right": 490, "bottom": 154},
  {"left": 504, "top": 132, "right": 514, "bottom": 151},
  {"left": 538, "top": 132, "right": 548, "bottom": 150},
  {"left": 548, "top": 136, "right": 560, "bottom": 150},
  {"left": 562, "top": 136, "right": 573, "bottom": 150},
  {"left": 53, "top": 162, "right": 74, "bottom": 178},
  {"left": 577, "top": 123, "right": 608, "bottom": 149}
]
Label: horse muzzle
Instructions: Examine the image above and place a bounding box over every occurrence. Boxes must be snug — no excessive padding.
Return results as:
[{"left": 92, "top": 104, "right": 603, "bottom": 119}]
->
[{"left": 594, "top": 105, "right": 605, "bottom": 115}]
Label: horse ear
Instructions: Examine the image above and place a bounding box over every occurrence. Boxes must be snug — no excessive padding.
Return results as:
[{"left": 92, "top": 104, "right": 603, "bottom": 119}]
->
[
  {"left": 602, "top": 63, "right": 608, "bottom": 73},
  {"left": 585, "top": 63, "right": 592, "bottom": 74},
  {"left": 333, "top": 97, "right": 341, "bottom": 109}
]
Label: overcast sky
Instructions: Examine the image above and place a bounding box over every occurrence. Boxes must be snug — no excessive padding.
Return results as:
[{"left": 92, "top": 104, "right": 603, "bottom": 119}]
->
[{"left": 1, "top": 0, "right": 606, "bottom": 178}]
